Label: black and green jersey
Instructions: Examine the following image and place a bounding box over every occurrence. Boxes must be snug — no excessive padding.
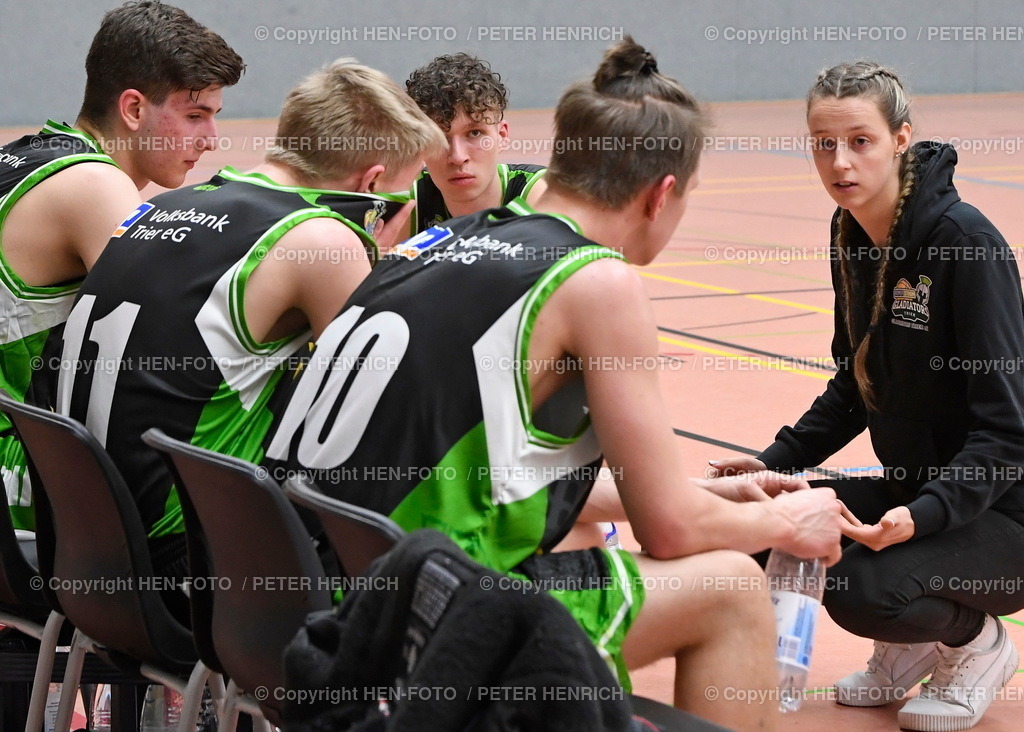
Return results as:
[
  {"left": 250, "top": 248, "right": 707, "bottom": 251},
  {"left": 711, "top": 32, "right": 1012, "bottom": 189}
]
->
[
  {"left": 264, "top": 198, "right": 622, "bottom": 573},
  {"left": 57, "top": 167, "right": 408, "bottom": 538},
  {"left": 411, "top": 163, "right": 545, "bottom": 235},
  {"left": 0, "top": 120, "right": 115, "bottom": 530}
]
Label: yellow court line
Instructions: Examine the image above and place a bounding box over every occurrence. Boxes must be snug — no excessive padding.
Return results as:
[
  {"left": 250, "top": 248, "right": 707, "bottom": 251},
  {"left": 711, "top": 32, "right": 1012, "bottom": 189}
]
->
[
  {"left": 645, "top": 261, "right": 725, "bottom": 268},
  {"left": 701, "top": 174, "right": 818, "bottom": 184},
  {"left": 658, "top": 335, "right": 832, "bottom": 381},
  {"left": 641, "top": 272, "right": 737, "bottom": 293},
  {"left": 747, "top": 294, "right": 833, "bottom": 314},
  {"left": 693, "top": 185, "right": 820, "bottom": 196},
  {"left": 640, "top": 272, "right": 834, "bottom": 314}
]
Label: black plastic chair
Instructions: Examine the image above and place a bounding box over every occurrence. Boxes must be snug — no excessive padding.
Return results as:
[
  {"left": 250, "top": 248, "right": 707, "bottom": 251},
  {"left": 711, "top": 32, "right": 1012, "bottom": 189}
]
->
[
  {"left": 283, "top": 473, "right": 404, "bottom": 579},
  {"left": 283, "top": 474, "right": 733, "bottom": 732},
  {"left": 0, "top": 454, "right": 168, "bottom": 732},
  {"left": 0, "top": 392, "right": 219, "bottom": 732},
  {"left": 141, "top": 428, "right": 333, "bottom": 730},
  {"left": 0, "top": 467, "right": 65, "bottom": 732}
]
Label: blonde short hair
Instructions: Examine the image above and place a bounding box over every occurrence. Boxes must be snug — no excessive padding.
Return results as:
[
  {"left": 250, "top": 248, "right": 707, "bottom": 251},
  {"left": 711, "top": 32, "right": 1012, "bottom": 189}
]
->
[{"left": 267, "top": 58, "right": 446, "bottom": 183}]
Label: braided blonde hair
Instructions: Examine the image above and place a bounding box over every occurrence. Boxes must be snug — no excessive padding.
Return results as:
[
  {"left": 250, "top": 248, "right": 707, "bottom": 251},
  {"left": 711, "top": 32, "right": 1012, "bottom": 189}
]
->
[{"left": 808, "top": 61, "right": 915, "bottom": 411}]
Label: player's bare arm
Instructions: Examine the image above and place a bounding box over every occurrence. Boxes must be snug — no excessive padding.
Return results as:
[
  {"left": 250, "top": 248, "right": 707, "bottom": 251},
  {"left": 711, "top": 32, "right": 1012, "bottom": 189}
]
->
[{"left": 2, "top": 162, "right": 141, "bottom": 283}]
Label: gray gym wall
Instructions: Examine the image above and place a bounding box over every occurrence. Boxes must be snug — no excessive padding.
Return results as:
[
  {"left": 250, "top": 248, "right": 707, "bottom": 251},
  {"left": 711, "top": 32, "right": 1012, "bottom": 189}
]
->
[{"left": 1, "top": 0, "right": 1021, "bottom": 126}]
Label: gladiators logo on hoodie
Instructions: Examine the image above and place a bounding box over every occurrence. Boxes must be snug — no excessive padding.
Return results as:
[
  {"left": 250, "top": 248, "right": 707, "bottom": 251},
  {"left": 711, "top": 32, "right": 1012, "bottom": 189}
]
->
[{"left": 891, "top": 275, "right": 931, "bottom": 330}]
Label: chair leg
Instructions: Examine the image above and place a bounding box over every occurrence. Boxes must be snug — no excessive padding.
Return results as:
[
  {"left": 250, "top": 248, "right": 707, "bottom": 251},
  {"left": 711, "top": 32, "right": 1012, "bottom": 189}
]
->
[
  {"left": 24, "top": 612, "right": 64, "bottom": 732},
  {"left": 175, "top": 662, "right": 216, "bottom": 732},
  {"left": 208, "top": 672, "right": 226, "bottom": 701},
  {"left": 217, "top": 678, "right": 242, "bottom": 732},
  {"left": 52, "top": 630, "right": 87, "bottom": 732}
]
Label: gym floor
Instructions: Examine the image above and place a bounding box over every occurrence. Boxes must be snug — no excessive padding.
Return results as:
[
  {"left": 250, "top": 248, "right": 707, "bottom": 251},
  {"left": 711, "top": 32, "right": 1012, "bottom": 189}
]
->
[{"left": 7, "top": 91, "right": 1023, "bottom": 729}]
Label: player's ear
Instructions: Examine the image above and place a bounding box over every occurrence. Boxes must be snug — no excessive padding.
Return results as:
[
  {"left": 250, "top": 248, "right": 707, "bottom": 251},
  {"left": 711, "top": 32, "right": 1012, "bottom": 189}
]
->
[
  {"left": 894, "top": 122, "right": 912, "bottom": 156},
  {"left": 357, "top": 164, "right": 387, "bottom": 193},
  {"left": 645, "top": 175, "right": 677, "bottom": 220},
  {"left": 117, "top": 89, "right": 146, "bottom": 132},
  {"left": 497, "top": 120, "right": 510, "bottom": 149}
]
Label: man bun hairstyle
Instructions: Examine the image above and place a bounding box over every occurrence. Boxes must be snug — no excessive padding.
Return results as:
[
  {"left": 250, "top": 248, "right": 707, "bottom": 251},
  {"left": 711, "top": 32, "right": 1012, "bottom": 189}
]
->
[{"left": 545, "top": 36, "right": 707, "bottom": 209}]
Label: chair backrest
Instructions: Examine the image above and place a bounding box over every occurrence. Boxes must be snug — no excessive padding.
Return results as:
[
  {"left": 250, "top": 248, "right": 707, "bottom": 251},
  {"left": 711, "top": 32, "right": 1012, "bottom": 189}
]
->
[
  {"left": 0, "top": 448, "right": 50, "bottom": 620},
  {"left": 283, "top": 474, "right": 406, "bottom": 578},
  {"left": 141, "top": 428, "right": 333, "bottom": 723},
  {"left": 0, "top": 391, "right": 196, "bottom": 672}
]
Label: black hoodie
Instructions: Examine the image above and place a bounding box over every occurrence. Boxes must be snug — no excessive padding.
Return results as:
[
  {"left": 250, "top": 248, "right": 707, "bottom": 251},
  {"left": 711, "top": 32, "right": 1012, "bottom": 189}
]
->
[{"left": 759, "top": 141, "right": 1024, "bottom": 538}]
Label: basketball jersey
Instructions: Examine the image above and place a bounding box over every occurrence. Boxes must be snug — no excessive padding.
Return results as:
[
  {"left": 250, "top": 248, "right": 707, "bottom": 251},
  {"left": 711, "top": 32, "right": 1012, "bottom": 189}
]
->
[
  {"left": 264, "top": 198, "right": 622, "bottom": 573},
  {"left": 411, "top": 163, "right": 545, "bottom": 235},
  {"left": 57, "top": 166, "right": 403, "bottom": 537},
  {"left": 0, "top": 120, "right": 115, "bottom": 529}
]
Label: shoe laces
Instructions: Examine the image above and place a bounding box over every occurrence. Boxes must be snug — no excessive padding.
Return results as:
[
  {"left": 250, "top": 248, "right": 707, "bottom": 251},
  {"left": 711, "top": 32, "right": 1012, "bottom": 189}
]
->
[
  {"left": 919, "top": 644, "right": 973, "bottom": 706},
  {"left": 865, "top": 641, "right": 914, "bottom": 675}
]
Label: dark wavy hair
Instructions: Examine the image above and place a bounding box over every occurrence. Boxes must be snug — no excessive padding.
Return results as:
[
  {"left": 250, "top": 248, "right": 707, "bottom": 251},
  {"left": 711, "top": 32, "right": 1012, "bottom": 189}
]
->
[
  {"left": 405, "top": 53, "right": 508, "bottom": 130},
  {"left": 79, "top": 1, "right": 244, "bottom": 127}
]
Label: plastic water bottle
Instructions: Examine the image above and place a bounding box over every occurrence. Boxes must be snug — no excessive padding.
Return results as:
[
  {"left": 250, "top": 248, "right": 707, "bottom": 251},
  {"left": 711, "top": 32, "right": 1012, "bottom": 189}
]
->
[
  {"left": 91, "top": 684, "right": 112, "bottom": 731},
  {"left": 43, "top": 682, "right": 63, "bottom": 732},
  {"left": 765, "top": 549, "right": 825, "bottom": 713},
  {"left": 140, "top": 684, "right": 183, "bottom": 731},
  {"left": 600, "top": 522, "right": 621, "bottom": 549}
]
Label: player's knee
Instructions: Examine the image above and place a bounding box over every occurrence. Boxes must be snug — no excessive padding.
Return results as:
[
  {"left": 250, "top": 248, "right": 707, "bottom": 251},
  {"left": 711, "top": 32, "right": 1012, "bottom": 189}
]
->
[
  {"left": 706, "top": 550, "right": 769, "bottom": 591},
  {"left": 687, "top": 550, "right": 771, "bottom": 618}
]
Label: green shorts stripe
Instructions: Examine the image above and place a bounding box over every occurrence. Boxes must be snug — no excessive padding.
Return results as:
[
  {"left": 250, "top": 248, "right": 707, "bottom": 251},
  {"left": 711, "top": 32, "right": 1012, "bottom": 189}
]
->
[
  {"left": 510, "top": 547, "right": 645, "bottom": 690},
  {"left": 0, "top": 432, "right": 33, "bottom": 531}
]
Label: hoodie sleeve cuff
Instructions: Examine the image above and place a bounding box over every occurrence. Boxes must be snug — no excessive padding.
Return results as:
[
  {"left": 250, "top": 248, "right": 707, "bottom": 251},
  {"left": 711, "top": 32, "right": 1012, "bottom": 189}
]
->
[
  {"left": 757, "top": 442, "right": 804, "bottom": 473},
  {"left": 907, "top": 494, "right": 948, "bottom": 538}
]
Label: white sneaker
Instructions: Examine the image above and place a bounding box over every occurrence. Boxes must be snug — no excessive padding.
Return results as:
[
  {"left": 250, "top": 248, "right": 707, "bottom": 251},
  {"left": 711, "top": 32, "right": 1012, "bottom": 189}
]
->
[
  {"left": 898, "top": 616, "right": 1019, "bottom": 731},
  {"left": 835, "top": 640, "right": 940, "bottom": 706}
]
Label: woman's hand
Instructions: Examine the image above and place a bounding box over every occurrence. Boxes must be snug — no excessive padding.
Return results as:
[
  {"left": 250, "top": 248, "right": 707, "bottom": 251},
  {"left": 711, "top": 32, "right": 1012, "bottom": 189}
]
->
[{"left": 840, "top": 504, "right": 915, "bottom": 550}]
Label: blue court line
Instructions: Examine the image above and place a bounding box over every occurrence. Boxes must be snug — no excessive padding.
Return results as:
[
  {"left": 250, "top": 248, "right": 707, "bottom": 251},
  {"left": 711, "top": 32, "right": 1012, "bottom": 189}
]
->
[
  {"left": 714, "top": 150, "right": 1024, "bottom": 189},
  {"left": 955, "top": 174, "right": 1024, "bottom": 191},
  {"left": 800, "top": 465, "right": 885, "bottom": 476}
]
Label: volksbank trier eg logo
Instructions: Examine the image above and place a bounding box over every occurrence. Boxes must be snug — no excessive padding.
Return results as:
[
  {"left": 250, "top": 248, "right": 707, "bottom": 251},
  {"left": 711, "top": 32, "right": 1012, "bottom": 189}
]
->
[
  {"left": 112, "top": 202, "right": 155, "bottom": 237},
  {"left": 394, "top": 225, "right": 454, "bottom": 260}
]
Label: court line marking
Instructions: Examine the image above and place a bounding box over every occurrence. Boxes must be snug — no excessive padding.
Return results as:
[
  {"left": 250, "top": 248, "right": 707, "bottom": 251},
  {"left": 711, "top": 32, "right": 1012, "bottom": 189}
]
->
[
  {"left": 658, "top": 334, "right": 832, "bottom": 381},
  {"left": 641, "top": 272, "right": 834, "bottom": 314},
  {"left": 671, "top": 428, "right": 759, "bottom": 455},
  {"left": 657, "top": 324, "right": 830, "bottom": 364},
  {"left": 651, "top": 286, "right": 832, "bottom": 300}
]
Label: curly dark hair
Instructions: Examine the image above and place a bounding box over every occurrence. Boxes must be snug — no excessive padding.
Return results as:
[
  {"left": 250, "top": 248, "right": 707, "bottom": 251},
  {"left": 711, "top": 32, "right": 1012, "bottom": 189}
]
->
[{"left": 405, "top": 53, "right": 508, "bottom": 130}]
